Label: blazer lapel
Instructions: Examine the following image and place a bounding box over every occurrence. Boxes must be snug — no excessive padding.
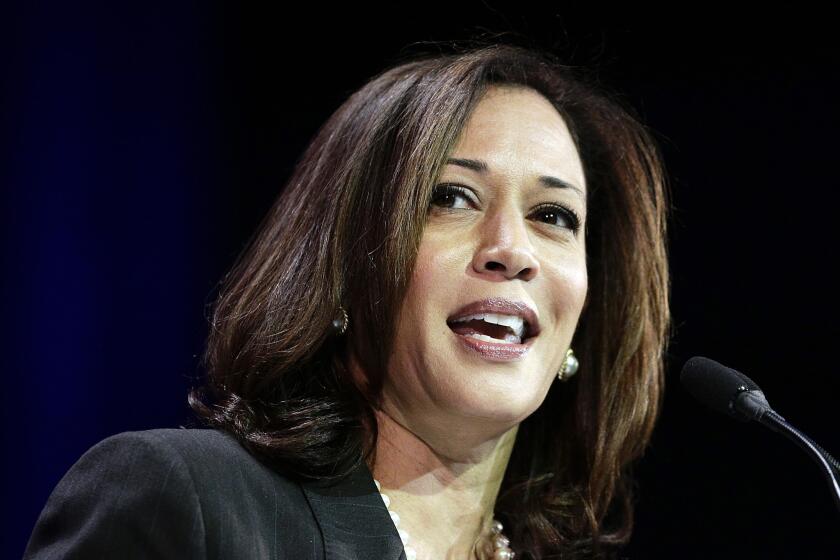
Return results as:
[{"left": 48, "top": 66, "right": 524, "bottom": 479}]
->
[{"left": 301, "top": 457, "right": 406, "bottom": 560}]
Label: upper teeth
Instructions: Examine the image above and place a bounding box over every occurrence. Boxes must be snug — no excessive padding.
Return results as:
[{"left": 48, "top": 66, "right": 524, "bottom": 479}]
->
[{"left": 451, "top": 313, "right": 526, "bottom": 338}]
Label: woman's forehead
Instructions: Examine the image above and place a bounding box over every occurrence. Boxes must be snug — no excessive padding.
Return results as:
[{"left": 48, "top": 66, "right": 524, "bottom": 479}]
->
[{"left": 446, "top": 87, "right": 586, "bottom": 196}]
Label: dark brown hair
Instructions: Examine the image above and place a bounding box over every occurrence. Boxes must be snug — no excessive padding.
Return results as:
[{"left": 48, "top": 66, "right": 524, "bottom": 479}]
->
[{"left": 188, "top": 41, "right": 671, "bottom": 559}]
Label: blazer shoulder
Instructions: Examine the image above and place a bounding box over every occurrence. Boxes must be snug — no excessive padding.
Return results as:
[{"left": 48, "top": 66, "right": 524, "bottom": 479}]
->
[
  {"left": 133, "top": 427, "right": 324, "bottom": 558},
  {"left": 87, "top": 426, "right": 247, "bottom": 460},
  {"left": 26, "top": 427, "right": 324, "bottom": 559},
  {"left": 123, "top": 427, "right": 306, "bottom": 495},
  {"left": 80, "top": 427, "right": 315, "bottom": 519},
  {"left": 94, "top": 427, "right": 265, "bottom": 473},
  {"left": 24, "top": 427, "right": 210, "bottom": 560}
]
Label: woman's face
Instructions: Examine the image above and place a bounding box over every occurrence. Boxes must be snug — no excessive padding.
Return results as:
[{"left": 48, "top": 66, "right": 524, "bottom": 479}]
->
[{"left": 382, "top": 85, "right": 588, "bottom": 448}]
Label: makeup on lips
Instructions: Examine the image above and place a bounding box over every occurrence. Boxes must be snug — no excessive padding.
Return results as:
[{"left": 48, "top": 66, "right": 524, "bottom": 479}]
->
[{"left": 446, "top": 297, "right": 540, "bottom": 361}]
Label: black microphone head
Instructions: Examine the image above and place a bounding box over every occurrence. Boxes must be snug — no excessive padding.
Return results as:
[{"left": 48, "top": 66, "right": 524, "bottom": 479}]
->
[{"left": 681, "top": 356, "right": 764, "bottom": 420}]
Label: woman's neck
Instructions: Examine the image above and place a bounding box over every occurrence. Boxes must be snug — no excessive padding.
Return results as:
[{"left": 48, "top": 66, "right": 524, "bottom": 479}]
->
[{"left": 369, "top": 406, "right": 518, "bottom": 560}]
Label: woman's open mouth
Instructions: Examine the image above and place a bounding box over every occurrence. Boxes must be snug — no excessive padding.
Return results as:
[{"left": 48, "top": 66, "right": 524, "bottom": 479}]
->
[
  {"left": 446, "top": 315, "right": 537, "bottom": 361},
  {"left": 447, "top": 316, "right": 529, "bottom": 344}
]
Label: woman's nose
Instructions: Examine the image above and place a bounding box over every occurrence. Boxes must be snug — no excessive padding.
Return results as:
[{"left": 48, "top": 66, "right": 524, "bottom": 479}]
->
[{"left": 471, "top": 207, "right": 540, "bottom": 281}]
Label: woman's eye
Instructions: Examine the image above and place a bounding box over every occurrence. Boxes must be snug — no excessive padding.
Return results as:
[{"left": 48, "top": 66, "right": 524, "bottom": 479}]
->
[
  {"left": 429, "top": 185, "right": 582, "bottom": 234},
  {"left": 429, "top": 184, "right": 473, "bottom": 210},
  {"left": 532, "top": 205, "right": 581, "bottom": 233}
]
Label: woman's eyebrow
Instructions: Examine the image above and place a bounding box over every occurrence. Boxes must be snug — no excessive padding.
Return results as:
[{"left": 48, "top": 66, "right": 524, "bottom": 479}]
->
[{"left": 446, "top": 157, "right": 585, "bottom": 200}]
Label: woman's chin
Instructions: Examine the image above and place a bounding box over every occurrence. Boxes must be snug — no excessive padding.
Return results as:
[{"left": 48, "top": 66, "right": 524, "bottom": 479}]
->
[{"left": 441, "top": 389, "right": 542, "bottom": 427}]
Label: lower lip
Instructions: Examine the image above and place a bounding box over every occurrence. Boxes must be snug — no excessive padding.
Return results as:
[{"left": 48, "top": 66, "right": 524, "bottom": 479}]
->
[{"left": 450, "top": 330, "right": 534, "bottom": 362}]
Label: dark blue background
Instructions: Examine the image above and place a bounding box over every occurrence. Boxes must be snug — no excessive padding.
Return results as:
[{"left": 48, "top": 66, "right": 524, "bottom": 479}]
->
[{"left": 4, "top": 3, "right": 839, "bottom": 558}]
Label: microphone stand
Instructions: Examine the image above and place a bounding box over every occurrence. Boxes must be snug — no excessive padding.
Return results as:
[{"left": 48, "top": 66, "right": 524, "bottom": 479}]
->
[
  {"left": 683, "top": 357, "right": 840, "bottom": 515},
  {"left": 749, "top": 403, "right": 840, "bottom": 512}
]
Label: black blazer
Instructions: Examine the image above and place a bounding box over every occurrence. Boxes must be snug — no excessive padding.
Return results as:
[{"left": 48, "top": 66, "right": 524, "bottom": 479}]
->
[{"left": 24, "top": 428, "right": 408, "bottom": 559}]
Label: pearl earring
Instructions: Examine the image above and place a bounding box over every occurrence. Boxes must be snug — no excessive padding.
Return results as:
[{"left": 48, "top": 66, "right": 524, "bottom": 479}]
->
[
  {"left": 332, "top": 306, "right": 348, "bottom": 335},
  {"left": 557, "top": 348, "right": 579, "bottom": 381}
]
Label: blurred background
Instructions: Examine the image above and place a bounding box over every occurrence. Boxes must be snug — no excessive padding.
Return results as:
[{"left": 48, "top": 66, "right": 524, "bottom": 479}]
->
[{"left": 3, "top": 3, "right": 839, "bottom": 558}]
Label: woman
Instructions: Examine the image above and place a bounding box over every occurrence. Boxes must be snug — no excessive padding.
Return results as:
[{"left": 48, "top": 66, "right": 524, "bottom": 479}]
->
[{"left": 24, "top": 43, "right": 670, "bottom": 559}]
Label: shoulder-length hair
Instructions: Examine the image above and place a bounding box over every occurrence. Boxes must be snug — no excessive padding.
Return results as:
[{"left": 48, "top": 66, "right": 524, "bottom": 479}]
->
[{"left": 188, "top": 42, "right": 671, "bottom": 559}]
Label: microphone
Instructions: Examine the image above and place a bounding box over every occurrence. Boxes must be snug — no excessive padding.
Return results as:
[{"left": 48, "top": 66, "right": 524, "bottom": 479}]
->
[{"left": 681, "top": 356, "right": 840, "bottom": 512}]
